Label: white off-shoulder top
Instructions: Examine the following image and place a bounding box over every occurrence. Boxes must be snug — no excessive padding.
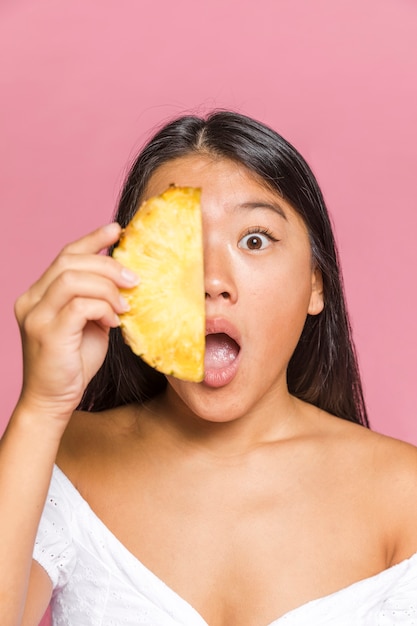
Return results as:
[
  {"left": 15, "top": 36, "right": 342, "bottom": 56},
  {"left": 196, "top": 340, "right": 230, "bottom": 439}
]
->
[{"left": 33, "top": 466, "right": 417, "bottom": 625}]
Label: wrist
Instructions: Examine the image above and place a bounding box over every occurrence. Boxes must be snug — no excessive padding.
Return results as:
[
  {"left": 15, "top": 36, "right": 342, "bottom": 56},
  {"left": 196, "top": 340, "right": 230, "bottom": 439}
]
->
[
  {"left": 5, "top": 399, "right": 73, "bottom": 447},
  {"left": 15, "top": 390, "right": 77, "bottom": 427}
]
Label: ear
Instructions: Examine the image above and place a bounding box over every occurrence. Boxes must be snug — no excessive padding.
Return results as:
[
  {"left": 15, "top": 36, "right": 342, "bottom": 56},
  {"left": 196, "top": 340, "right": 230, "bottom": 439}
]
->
[{"left": 308, "top": 268, "right": 324, "bottom": 316}]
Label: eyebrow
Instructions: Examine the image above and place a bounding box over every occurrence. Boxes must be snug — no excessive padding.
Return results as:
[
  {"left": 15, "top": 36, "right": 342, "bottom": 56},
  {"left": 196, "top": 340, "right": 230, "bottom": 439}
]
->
[{"left": 237, "top": 201, "right": 288, "bottom": 221}]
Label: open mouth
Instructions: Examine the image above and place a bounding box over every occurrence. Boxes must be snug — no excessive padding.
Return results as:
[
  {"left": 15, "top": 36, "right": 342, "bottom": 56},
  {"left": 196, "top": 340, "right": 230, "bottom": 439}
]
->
[{"left": 203, "top": 332, "right": 241, "bottom": 387}]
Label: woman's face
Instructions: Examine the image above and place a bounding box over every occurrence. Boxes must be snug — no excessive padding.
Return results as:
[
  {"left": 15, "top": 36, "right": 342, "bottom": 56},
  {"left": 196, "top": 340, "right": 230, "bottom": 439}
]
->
[{"left": 143, "top": 154, "right": 324, "bottom": 423}]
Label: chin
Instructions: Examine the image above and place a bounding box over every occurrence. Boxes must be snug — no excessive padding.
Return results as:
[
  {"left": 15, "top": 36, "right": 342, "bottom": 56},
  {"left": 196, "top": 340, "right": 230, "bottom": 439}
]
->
[{"left": 165, "top": 376, "right": 255, "bottom": 424}]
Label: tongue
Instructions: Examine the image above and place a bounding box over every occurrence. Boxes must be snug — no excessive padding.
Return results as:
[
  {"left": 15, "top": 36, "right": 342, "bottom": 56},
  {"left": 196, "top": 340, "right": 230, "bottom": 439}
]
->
[{"left": 204, "top": 333, "right": 240, "bottom": 370}]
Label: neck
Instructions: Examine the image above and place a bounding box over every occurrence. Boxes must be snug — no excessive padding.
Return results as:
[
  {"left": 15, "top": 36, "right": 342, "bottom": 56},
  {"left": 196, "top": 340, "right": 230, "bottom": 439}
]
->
[{"left": 143, "top": 386, "right": 306, "bottom": 460}]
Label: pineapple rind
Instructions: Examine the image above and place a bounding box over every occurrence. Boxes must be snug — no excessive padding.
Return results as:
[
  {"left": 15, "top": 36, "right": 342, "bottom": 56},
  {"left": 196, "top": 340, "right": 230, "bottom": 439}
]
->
[{"left": 113, "top": 186, "right": 205, "bottom": 382}]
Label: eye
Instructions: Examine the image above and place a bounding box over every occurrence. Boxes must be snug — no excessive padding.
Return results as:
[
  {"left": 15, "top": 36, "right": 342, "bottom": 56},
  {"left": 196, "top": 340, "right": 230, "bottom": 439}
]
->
[{"left": 238, "top": 229, "right": 278, "bottom": 251}]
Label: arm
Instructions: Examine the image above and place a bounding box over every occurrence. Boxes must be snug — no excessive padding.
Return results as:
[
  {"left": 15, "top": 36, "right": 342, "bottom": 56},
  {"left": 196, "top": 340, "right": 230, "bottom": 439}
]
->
[
  {"left": 20, "top": 563, "right": 53, "bottom": 626},
  {"left": 0, "top": 223, "right": 138, "bottom": 626}
]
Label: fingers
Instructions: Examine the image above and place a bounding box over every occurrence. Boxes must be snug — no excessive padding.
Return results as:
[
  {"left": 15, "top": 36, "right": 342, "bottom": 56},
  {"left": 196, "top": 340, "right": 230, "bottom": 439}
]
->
[
  {"left": 44, "top": 296, "right": 121, "bottom": 338},
  {"left": 62, "top": 222, "right": 122, "bottom": 255},
  {"left": 22, "top": 271, "right": 127, "bottom": 333},
  {"left": 33, "top": 256, "right": 137, "bottom": 306},
  {"left": 14, "top": 223, "right": 139, "bottom": 324}
]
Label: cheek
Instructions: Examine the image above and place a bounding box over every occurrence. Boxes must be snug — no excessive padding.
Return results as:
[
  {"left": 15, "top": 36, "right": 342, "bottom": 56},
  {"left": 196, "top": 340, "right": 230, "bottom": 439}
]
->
[
  {"left": 244, "top": 259, "right": 313, "bottom": 311},
  {"left": 243, "top": 262, "right": 314, "bottom": 344}
]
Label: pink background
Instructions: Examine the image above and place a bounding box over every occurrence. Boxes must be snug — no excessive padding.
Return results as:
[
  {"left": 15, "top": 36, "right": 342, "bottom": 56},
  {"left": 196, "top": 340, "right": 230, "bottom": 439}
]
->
[{"left": 0, "top": 1, "right": 416, "bottom": 622}]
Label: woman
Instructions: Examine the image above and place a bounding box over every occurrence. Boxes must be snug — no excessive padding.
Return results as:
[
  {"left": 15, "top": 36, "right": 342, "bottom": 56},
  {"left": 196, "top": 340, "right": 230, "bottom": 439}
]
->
[{"left": 1, "top": 111, "right": 416, "bottom": 625}]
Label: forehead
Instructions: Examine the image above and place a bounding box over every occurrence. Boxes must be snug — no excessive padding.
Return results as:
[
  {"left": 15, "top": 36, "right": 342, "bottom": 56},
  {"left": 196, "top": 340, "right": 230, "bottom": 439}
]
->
[
  {"left": 144, "top": 154, "right": 280, "bottom": 205},
  {"left": 143, "top": 154, "right": 308, "bottom": 236}
]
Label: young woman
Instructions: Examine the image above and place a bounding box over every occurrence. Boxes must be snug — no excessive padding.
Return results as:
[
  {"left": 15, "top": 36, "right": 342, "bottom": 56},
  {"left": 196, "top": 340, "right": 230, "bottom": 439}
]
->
[{"left": 1, "top": 111, "right": 416, "bottom": 626}]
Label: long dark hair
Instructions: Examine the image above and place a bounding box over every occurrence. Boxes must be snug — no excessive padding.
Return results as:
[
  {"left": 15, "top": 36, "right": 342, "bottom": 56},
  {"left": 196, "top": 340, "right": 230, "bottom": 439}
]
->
[{"left": 79, "top": 111, "right": 369, "bottom": 427}]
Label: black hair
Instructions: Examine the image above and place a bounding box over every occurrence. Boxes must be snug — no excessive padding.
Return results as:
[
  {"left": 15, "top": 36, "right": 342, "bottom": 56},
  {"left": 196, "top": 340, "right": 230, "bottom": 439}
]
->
[{"left": 79, "top": 110, "right": 369, "bottom": 427}]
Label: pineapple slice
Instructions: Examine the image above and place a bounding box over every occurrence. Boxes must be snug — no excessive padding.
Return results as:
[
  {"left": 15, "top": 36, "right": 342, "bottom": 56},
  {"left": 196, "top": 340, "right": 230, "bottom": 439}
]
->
[{"left": 112, "top": 185, "right": 205, "bottom": 382}]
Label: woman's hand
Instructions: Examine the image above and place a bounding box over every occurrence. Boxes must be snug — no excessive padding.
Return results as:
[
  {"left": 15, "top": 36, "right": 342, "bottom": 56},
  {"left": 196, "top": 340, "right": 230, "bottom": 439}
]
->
[{"left": 14, "top": 223, "right": 139, "bottom": 425}]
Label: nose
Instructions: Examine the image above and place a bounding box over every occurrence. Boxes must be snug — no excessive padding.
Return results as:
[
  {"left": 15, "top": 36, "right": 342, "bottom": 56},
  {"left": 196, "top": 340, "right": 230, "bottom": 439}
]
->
[{"left": 204, "top": 240, "right": 237, "bottom": 302}]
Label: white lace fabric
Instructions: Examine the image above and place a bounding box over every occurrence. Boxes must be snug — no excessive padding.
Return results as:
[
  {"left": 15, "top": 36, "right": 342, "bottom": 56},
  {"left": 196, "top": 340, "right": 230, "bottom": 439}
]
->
[{"left": 33, "top": 466, "right": 417, "bottom": 625}]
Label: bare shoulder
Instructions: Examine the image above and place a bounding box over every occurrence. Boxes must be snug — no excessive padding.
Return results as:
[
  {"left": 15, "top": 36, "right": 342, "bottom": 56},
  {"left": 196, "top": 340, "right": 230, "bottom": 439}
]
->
[
  {"left": 367, "top": 429, "right": 417, "bottom": 561},
  {"left": 343, "top": 418, "right": 417, "bottom": 478},
  {"left": 326, "top": 414, "right": 417, "bottom": 488},
  {"left": 321, "top": 413, "right": 417, "bottom": 560},
  {"left": 316, "top": 408, "right": 416, "bottom": 462},
  {"left": 368, "top": 428, "right": 417, "bottom": 500}
]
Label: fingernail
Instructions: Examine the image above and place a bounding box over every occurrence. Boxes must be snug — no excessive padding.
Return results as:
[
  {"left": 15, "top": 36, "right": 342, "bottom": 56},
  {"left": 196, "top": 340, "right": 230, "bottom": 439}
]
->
[
  {"left": 104, "top": 222, "right": 121, "bottom": 236},
  {"left": 119, "top": 296, "right": 130, "bottom": 312},
  {"left": 120, "top": 268, "right": 140, "bottom": 286}
]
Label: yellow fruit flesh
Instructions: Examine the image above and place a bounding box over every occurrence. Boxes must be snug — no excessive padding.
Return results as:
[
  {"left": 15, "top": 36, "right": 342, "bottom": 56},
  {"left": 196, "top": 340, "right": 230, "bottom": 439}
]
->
[{"left": 113, "top": 186, "right": 205, "bottom": 382}]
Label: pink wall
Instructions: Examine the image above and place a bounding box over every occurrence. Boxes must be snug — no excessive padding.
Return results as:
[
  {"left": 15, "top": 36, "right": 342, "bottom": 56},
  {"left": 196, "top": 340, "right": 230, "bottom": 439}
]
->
[{"left": 1, "top": 1, "right": 416, "bottom": 621}]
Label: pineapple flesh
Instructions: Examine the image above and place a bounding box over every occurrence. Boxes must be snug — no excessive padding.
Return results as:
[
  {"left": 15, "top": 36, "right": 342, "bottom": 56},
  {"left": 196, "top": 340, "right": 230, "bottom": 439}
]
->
[{"left": 112, "top": 185, "right": 205, "bottom": 382}]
